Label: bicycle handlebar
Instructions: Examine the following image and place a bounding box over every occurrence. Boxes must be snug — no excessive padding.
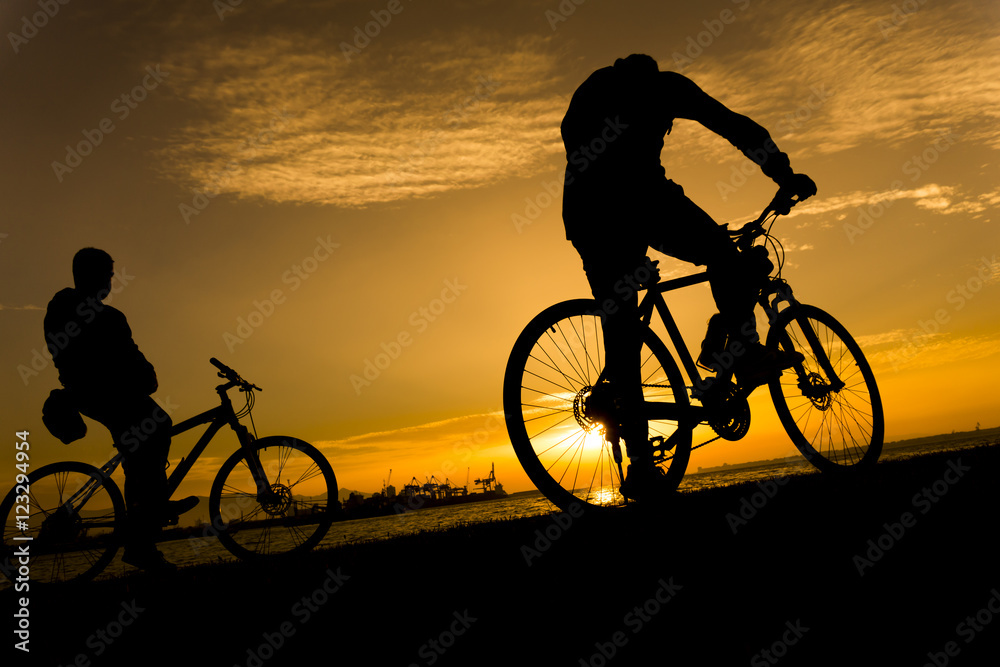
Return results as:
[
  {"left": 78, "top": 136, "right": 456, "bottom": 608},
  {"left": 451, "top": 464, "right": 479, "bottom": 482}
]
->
[
  {"left": 730, "top": 189, "right": 805, "bottom": 250},
  {"left": 210, "top": 357, "right": 237, "bottom": 379},
  {"left": 209, "top": 357, "right": 262, "bottom": 391}
]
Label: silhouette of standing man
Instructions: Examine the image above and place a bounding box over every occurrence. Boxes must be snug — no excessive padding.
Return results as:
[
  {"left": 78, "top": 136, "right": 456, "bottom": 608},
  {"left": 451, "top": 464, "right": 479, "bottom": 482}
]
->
[
  {"left": 44, "top": 248, "right": 196, "bottom": 572},
  {"left": 561, "top": 54, "right": 816, "bottom": 499}
]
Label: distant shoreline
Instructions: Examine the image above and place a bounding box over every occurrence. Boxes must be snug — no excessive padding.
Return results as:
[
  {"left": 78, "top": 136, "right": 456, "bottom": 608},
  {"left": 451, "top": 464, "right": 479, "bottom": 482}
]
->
[{"left": 690, "top": 424, "right": 1000, "bottom": 474}]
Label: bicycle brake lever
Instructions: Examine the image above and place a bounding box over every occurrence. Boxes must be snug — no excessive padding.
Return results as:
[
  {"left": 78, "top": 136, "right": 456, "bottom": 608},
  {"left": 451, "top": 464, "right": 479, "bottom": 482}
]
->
[
  {"left": 770, "top": 191, "right": 802, "bottom": 216},
  {"left": 735, "top": 225, "right": 762, "bottom": 252}
]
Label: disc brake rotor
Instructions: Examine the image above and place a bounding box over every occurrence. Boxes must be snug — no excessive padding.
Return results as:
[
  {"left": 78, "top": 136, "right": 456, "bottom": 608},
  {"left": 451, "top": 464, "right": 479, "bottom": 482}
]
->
[
  {"left": 260, "top": 484, "right": 293, "bottom": 515},
  {"left": 800, "top": 372, "right": 833, "bottom": 410}
]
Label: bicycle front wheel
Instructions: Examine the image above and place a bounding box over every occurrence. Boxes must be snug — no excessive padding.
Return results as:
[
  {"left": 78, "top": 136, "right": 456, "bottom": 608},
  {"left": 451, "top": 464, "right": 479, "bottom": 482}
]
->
[
  {"left": 503, "top": 299, "right": 692, "bottom": 511},
  {"left": 0, "top": 462, "right": 125, "bottom": 584},
  {"left": 766, "top": 304, "right": 884, "bottom": 472},
  {"left": 209, "top": 436, "right": 337, "bottom": 560}
]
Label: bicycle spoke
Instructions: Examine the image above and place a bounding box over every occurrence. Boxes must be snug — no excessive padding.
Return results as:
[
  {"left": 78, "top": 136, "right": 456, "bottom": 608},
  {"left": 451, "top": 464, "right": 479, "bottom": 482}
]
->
[
  {"left": 525, "top": 356, "right": 580, "bottom": 396},
  {"left": 524, "top": 413, "right": 576, "bottom": 442},
  {"left": 546, "top": 328, "right": 589, "bottom": 390},
  {"left": 289, "top": 462, "right": 324, "bottom": 489},
  {"left": 286, "top": 522, "right": 310, "bottom": 548},
  {"left": 565, "top": 317, "right": 594, "bottom": 386},
  {"left": 545, "top": 430, "right": 587, "bottom": 482},
  {"left": 520, "top": 400, "right": 571, "bottom": 414},
  {"left": 535, "top": 423, "right": 588, "bottom": 459},
  {"left": 220, "top": 483, "right": 256, "bottom": 500}
]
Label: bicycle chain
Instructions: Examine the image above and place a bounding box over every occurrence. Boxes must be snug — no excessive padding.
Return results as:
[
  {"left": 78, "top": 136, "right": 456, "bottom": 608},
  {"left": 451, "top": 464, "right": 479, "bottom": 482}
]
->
[{"left": 639, "top": 382, "right": 725, "bottom": 451}]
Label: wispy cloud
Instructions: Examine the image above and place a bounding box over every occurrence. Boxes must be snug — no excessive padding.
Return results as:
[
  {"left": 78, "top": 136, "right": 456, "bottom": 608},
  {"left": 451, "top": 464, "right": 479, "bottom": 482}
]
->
[
  {"left": 758, "top": 183, "right": 1000, "bottom": 227},
  {"left": 0, "top": 304, "right": 43, "bottom": 311},
  {"left": 145, "top": 0, "right": 997, "bottom": 208},
  {"left": 312, "top": 409, "right": 508, "bottom": 468},
  {"left": 155, "top": 30, "right": 565, "bottom": 207},
  {"left": 861, "top": 330, "right": 1000, "bottom": 373},
  {"left": 666, "top": 0, "right": 1000, "bottom": 162}
]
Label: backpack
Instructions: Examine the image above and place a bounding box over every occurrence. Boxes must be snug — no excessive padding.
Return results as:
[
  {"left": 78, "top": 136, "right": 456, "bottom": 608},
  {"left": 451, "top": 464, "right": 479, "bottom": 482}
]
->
[{"left": 42, "top": 388, "right": 87, "bottom": 444}]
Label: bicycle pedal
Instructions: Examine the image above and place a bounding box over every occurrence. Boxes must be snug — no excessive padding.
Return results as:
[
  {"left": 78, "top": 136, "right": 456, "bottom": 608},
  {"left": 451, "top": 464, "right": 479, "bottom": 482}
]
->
[
  {"left": 650, "top": 435, "right": 673, "bottom": 452},
  {"left": 650, "top": 435, "right": 678, "bottom": 461}
]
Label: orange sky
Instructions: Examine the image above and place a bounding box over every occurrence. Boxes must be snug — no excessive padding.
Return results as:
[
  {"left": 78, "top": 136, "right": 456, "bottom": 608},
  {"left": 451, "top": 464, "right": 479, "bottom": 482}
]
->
[{"left": 2, "top": 0, "right": 999, "bottom": 497}]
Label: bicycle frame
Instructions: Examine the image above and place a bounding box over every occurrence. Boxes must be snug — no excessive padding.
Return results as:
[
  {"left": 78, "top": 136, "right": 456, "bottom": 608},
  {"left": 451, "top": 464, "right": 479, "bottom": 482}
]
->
[
  {"left": 639, "top": 271, "right": 712, "bottom": 394},
  {"left": 630, "top": 269, "right": 845, "bottom": 426},
  {"left": 162, "top": 381, "right": 265, "bottom": 500},
  {"left": 60, "top": 381, "right": 268, "bottom": 520}
]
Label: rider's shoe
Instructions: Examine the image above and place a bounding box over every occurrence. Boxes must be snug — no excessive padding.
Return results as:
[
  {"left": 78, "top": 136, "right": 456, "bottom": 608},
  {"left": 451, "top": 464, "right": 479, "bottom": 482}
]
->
[
  {"left": 163, "top": 496, "right": 199, "bottom": 525},
  {"left": 122, "top": 547, "right": 178, "bottom": 574},
  {"left": 696, "top": 314, "right": 729, "bottom": 372},
  {"left": 619, "top": 463, "right": 667, "bottom": 502},
  {"left": 735, "top": 343, "right": 804, "bottom": 387}
]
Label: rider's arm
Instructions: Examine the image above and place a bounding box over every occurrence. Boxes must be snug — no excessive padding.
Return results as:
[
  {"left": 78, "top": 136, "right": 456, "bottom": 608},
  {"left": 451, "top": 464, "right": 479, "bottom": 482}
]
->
[
  {"left": 100, "top": 308, "right": 159, "bottom": 395},
  {"left": 663, "top": 72, "right": 796, "bottom": 187}
]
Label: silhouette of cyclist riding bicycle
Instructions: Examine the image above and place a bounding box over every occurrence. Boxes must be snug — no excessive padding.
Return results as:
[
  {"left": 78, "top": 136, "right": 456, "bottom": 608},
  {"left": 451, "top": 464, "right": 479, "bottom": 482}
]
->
[{"left": 504, "top": 54, "right": 884, "bottom": 510}]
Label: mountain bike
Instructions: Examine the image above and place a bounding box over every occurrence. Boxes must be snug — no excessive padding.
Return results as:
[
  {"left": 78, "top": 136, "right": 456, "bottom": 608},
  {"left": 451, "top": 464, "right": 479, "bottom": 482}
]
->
[
  {"left": 503, "top": 191, "right": 884, "bottom": 511},
  {"left": 0, "top": 358, "right": 338, "bottom": 584}
]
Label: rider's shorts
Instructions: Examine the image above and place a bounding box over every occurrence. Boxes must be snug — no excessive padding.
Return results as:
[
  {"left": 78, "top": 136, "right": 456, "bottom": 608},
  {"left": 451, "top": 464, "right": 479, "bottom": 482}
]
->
[{"left": 567, "top": 177, "right": 731, "bottom": 297}]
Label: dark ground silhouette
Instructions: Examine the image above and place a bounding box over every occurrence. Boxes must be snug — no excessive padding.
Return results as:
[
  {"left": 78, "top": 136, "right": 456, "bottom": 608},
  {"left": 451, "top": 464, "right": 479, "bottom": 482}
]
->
[{"left": 8, "top": 443, "right": 999, "bottom": 666}]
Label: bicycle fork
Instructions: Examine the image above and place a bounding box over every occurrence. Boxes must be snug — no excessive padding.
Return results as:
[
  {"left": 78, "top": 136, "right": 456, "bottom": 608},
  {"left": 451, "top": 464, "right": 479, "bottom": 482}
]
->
[
  {"left": 764, "top": 283, "right": 845, "bottom": 397},
  {"left": 233, "top": 423, "right": 274, "bottom": 499}
]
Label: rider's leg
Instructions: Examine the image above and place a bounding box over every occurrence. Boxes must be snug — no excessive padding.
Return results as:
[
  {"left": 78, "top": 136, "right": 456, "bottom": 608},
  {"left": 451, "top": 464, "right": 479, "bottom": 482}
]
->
[
  {"left": 119, "top": 397, "right": 171, "bottom": 554},
  {"left": 649, "top": 182, "right": 801, "bottom": 381},
  {"left": 647, "top": 181, "right": 762, "bottom": 366},
  {"left": 571, "top": 237, "right": 650, "bottom": 462},
  {"left": 78, "top": 395, "right": 171, "bottom": 558}
]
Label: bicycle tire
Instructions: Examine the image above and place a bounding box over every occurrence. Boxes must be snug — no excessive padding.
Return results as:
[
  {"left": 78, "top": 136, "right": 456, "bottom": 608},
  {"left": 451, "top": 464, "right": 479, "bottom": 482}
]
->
[
  {"left": 0, "top": 461, "right": 125, "bottom": 584},
  {"left": 766, "top": 304, "right": 884, "bottom": 473},
  {"left": 503, "top": 299, "right": 692, "bottom": 511},
  {"left": 208, "top": 436, "right": 337, "bottom": 560}
]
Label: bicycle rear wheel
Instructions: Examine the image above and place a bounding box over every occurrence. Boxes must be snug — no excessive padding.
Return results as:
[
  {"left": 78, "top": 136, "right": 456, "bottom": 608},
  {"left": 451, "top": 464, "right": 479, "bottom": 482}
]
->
[
  {"left": 503, "top": 299, "right": 692, "bottom": 511},
  {"left": 0, "top": 462, "right": 125, "bottom": 584},
  {"left": 209, "top": 436, "right": 337, "bottom": 560},
  {"left": 766, "top": 304, "right": 884, "bottom": 472}
]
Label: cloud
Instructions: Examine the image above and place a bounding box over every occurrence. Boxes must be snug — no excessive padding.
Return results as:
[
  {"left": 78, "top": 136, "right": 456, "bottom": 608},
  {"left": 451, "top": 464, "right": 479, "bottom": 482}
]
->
[
  {"left": 312, "top": 408, "right": 507, "bottom": 462},
  {"left": 667, "top": 0, "right": 1000, "bottom": 161},
  {"left": 154, "top": 29, "right": 566, "bottom": 207},
  {"left": 146, "top": 0, "right": 998, "bottom": 209},
  {"left": 762, "top": 183, "right": 1000, "bottom": 227},
  {"left": 862, "top": 331, "right": 1000, "bottom": 373},
  {"left": 0, "top": 304, "right": 43, "bottom": 311}
]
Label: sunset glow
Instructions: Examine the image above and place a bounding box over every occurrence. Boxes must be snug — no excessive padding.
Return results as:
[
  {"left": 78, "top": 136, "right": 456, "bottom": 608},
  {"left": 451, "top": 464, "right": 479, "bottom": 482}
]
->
[{"left": 2, "top": 0, "right": 999, "bottom": 501}]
